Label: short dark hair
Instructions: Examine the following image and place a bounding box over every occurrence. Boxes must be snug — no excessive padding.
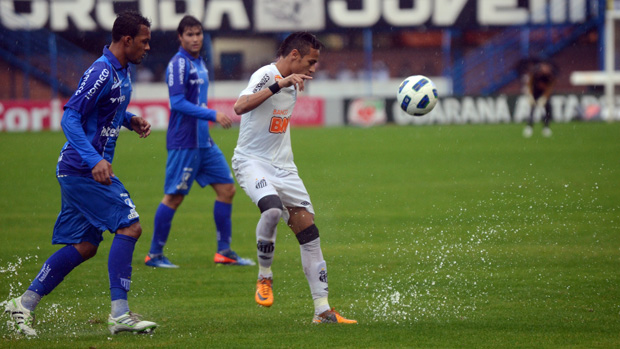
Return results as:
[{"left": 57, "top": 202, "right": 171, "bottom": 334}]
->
[
  {"left": 177, "top": 15, "right": 203, "bottom": 36},
  {"left": 277, "top": 32, "right": 324, "bottom": 58},
  {"left": 112, "top": 11, "right": 151, "bottom": 42}
]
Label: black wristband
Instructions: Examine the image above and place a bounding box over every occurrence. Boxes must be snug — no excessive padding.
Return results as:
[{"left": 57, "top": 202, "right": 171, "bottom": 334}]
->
[{"left": 268, "top": 82, "right": 281, "bottom": 94}]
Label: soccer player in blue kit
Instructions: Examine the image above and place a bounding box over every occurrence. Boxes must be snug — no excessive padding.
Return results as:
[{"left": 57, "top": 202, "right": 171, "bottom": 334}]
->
[
  {"left": 144, "top": 15, "right": 254, "bottom": 268},
  {"left": 3, "top": 11, "right": 157, "bottom": 336}
]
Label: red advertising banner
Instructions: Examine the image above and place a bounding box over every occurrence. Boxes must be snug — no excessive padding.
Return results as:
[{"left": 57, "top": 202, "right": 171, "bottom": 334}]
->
[{"left": 0, "top": 97, "right": 324, "bottom": 132}]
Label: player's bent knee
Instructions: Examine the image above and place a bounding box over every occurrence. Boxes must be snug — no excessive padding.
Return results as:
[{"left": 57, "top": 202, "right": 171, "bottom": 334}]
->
[
  {"left": 162, "top": 194, "right": 184, "bottom": 210},
  {"left": 117, "top": 222, "right": 142, "bottom": 239},
  {"left": 258, "top": 195, "right": 283, "bottom": 213},
  {"left": 73, "top": 241, "right": 98, "bottom": 260},
  {"left": 287, "top": 208, "right": 315, "bottom": 233},
  {"left": 222, "top": 184, "right": 236, "bottom": 200}
]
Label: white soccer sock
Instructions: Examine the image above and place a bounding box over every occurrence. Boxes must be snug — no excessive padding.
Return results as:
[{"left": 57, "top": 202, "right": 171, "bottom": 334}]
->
[
  {"left": 299, "top": 236, "right": 330, "bottom": 315},
  {"left": 111, "top": 299, "right": 129, "bottom": 318},
  {"left": 256, "top": 208, "right": 281, "bottom": 279},
  {"left": 20, "top": 290, "right": 41, "bottom": 312}
]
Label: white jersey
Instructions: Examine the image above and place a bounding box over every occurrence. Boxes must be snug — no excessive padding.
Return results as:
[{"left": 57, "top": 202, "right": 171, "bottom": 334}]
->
[{"left": 233, "top": 64, "right": 298, "bottom": 171}]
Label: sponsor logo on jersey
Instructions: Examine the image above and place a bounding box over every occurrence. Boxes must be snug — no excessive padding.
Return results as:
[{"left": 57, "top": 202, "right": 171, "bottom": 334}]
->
[
  {"left": 168, "top": 62, "right": 174, "bottom": 87},
  {"left": 255, "top": 178, "right": 267, "bottom": 189},
  {"left": 275, "top": 75, "right": 282, "bottom": 81},
  {"left": 273, "top": 109, "right": 288, "bottom": 115},
  {"left": 75, "top": 67, "right": 95, "bottom": 96},
  {"left": 100, "top": 125, "right": 121, "bottom": 138},
  {"left": 253, "top": 74, "right": 270, "bottom": 93},
  {"left": 109, "top": 95, "right": 126, "bottom": 104},
  {"left": 85, "top": 69, "right": 110, "bottom": 100},
  {"left": 300, "top": 200, "right": 310, "bottom": 206},
  {"left": 178, "top": 58, "right": 185, "bottom": 85},
  {"left": 189, "top": 78, "right": 204, "bottom": 85}
]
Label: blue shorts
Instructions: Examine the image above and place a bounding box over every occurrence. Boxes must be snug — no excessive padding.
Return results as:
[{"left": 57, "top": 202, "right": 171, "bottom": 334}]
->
[
  {"left": 164, "top": 145, "right": 234, "bottom": 195},
  {"left": 52, "top": 175, "right": 140, "bottom": 246}
]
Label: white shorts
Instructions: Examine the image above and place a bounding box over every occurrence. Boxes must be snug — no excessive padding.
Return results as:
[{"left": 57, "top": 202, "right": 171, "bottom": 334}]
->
[{"left": 232, "top": 157, "right": 314, "bottom": 222}]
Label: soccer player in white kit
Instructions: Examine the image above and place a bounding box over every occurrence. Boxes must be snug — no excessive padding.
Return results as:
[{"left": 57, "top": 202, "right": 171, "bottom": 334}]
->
[{"left": 232, "top": 32, "right": 356, "bottom": 324}]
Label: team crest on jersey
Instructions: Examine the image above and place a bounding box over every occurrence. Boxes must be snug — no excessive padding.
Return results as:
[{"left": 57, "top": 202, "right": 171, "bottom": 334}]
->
[
  {"left": 275, "top": 75, "right": 282, "bottom": 81},
  {"left": 255, "top": 178, "right": 267, "bottom": 189},
  {"left": 111, "top": 76, "right": 121, "bottom": 90}
]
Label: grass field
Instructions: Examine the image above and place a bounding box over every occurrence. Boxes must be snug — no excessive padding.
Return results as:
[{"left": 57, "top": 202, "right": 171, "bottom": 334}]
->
[{"left": 0, "top": 122, "right": 619, "bottom": 348}]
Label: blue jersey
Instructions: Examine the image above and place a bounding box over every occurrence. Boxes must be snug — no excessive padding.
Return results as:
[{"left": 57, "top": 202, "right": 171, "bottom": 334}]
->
[
  {"left": 57, "top": 46, "right": 135, "bottom": 177},
  {"left": 165, "top": 47, "right": 216, "bottom": 150}
]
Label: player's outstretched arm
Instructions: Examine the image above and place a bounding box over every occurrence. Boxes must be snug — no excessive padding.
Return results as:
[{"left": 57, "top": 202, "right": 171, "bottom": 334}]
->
[
  {"left": 234, "top": 88, "right": 275, "bottom": 115},
  {"left": 129, "top": 116, "right": 152, "bottom": 138},
  {"left": 233, "top": 74, "right": 312, "bottom": 115}
]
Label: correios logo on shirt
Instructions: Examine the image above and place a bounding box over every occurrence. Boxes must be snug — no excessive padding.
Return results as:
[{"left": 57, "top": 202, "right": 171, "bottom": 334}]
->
[{"left": 85, "top": 69, "right": 110, "bottom": 100}]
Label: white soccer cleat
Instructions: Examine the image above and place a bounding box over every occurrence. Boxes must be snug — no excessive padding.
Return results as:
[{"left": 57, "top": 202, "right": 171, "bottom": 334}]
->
[
  {"left": 107, "top": 311, "right": 157, "bottom": 335},
  {"left": 542, "top": 127, "right": 552, "bottom": 137},
  {"left": 523, "top": 126, "right": 533, "bottom": 138},
  {"left": 4, "top": 297, "right": 37, "bottom": 336}
]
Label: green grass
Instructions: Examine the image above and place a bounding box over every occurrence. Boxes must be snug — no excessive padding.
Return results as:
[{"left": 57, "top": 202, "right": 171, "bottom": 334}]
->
[{"left": 1, "top": 122, "right": 619, "bottom": 348}]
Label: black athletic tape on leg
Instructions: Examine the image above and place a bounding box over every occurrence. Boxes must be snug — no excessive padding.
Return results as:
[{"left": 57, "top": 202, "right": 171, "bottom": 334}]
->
[
  {"left": 296, "top": 224, "right": 320, "bottom": 245},
  {"left": 258, "top": 195, "right": 283, "bottom": 213},
  {"left": 257, "top": 240, "right": 275, "bottom": 253}
]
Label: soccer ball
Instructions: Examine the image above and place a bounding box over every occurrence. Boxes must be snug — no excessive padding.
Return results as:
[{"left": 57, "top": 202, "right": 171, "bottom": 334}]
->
[{"left": 397, "top": 75, "right": 438, "bottom": 116}]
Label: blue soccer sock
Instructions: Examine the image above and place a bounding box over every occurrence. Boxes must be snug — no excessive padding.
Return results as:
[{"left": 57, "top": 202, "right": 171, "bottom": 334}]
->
[
  {"left": 149, "top": 203, "right": 176, "bottom": 256},
  {"left": 214, "top": 201, "right": 232, "bottom": 252},
  {"left": 26, "top": 245, "right": 85, "bottom": 305},
  {"left": 108, "top": 234, "right": 137, "bottom": 305}
]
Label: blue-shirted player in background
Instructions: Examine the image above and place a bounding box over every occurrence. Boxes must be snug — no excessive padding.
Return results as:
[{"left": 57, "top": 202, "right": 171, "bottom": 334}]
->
[
  {"left": 4, "top": 11, "right": 157, "bottom": 336},
  {"left": 144, "top": 15, "right": 254, "bottom": 268}
]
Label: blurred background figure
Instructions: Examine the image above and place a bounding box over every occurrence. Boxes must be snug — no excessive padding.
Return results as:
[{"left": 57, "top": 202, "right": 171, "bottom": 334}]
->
[
  {"left": 136, "top": 65, "right": 155, "bottom": 83},
  {"left": 523, "top": 60, "right": 559, "bottom": 138},
  {"left": 335, "top": 61, "right": 355, "bottom": 81}
]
